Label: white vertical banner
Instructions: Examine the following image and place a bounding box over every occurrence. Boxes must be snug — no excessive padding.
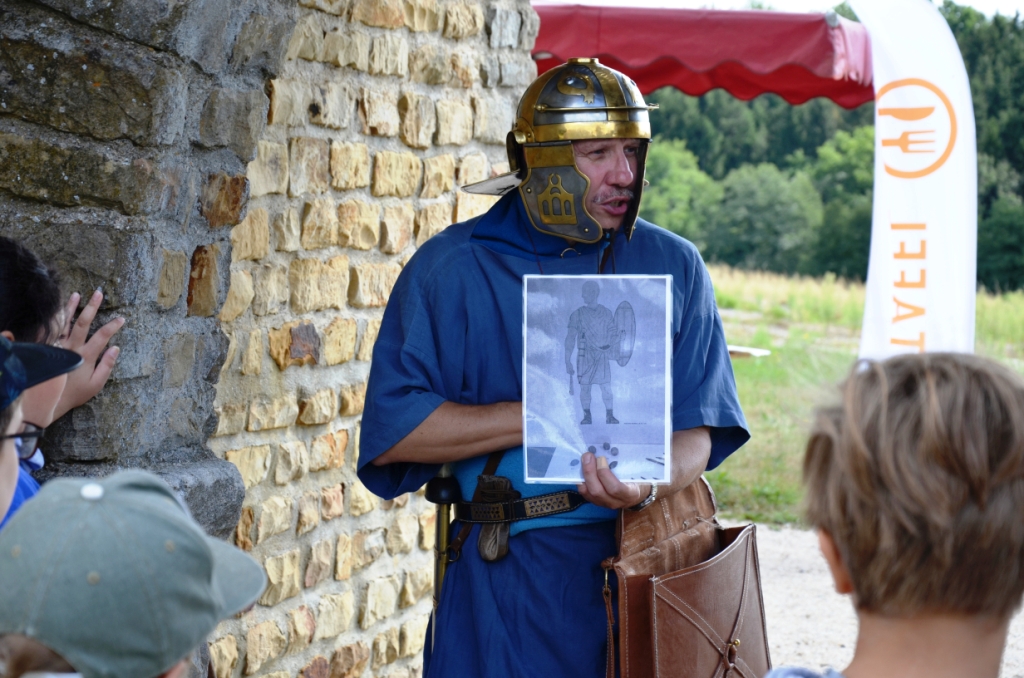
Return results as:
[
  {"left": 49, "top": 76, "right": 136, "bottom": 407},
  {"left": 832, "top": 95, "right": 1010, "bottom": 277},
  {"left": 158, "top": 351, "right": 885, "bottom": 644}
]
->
[{"left": 850, "top": 0, "right": 977, "bottom": 359}]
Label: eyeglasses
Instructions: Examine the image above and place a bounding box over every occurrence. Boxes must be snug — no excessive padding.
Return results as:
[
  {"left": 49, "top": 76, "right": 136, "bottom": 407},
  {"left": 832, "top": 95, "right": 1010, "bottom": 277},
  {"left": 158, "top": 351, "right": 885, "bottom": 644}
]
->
[{"left": 0, "top": 423, "right": 45, "bottom": 460}]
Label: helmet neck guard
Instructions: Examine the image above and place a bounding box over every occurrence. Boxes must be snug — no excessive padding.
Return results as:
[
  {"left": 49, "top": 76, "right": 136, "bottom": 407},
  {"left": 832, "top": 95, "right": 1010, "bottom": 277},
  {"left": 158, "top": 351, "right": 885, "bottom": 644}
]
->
[{"left": 463, "top": 58, "right": 655, "bottom": 243}]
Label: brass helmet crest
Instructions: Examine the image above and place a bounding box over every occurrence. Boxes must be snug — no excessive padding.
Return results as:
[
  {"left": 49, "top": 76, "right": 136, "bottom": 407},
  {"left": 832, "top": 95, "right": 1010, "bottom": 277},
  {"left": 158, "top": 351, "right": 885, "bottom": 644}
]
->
[{"left": 464, "top": 58, "right": 655, "bottom": 242}]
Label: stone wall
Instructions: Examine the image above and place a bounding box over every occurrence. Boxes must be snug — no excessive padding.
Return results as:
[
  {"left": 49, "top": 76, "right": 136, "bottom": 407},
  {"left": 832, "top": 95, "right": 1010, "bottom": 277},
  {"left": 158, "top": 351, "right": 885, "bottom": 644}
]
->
[{"left": 1, "top": 1, "right": 537, "bottom": 677}]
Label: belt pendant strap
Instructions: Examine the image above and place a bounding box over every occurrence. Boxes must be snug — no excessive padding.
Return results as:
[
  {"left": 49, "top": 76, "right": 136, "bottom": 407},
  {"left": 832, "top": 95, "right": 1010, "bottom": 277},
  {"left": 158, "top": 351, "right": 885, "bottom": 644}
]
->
[
  {"left": 447, "top": 449, "right": 505, "bottom": 558},
  {"left": 603, "top": 566, "right": 616, "bottom": 678}
]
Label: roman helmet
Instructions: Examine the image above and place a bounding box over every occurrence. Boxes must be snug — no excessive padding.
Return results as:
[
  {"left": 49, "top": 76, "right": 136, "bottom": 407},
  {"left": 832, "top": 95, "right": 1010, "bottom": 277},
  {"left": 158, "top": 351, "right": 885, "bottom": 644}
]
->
[{"left": 464, "top": 57, "right": 656, "bottom": 242}]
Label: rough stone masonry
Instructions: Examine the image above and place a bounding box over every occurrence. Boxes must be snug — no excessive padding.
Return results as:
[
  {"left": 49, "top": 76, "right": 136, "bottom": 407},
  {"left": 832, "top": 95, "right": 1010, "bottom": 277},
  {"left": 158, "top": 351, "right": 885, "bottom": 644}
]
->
[{"left": 0, "top": 0, "right": 538, "bottom": 677}]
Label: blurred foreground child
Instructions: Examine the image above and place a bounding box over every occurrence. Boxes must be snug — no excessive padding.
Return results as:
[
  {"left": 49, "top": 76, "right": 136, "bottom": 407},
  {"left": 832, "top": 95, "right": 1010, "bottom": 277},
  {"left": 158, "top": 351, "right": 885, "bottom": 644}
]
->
[
  {"left": 0, "top": 336, "right": 81, "bottom": 519},
  {"left": 767, "top": 353, "right": 1024, "bottom": 678},
  {"left": 0, "top": 236, "right": 124, "bottom": 526},
  {"left": 0, "top": 470, "right": 265, "bottom": 678}
]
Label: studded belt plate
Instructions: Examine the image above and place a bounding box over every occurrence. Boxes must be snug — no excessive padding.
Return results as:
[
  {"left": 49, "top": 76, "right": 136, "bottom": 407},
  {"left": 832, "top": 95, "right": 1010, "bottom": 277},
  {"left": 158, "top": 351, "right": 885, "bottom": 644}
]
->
[{"left": 454, "top": 491, "right": 588, "bottom": 524}]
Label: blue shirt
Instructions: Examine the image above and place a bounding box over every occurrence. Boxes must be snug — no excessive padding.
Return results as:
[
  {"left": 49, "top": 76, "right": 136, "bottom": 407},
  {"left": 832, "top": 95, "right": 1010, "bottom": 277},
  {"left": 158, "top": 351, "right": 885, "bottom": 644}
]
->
[
  {"left": 357, "top": 192, "right": 748, "bottom": 533},
  {"left": 1, "top": 465, "right": 40, "bottom": 529}
]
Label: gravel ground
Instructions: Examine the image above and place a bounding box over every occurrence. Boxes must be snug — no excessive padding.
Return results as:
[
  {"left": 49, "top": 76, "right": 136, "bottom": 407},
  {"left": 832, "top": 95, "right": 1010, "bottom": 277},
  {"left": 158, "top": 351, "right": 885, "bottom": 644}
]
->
[{"left": 756, "top": 524, "right": 1024, "bottom": 677}]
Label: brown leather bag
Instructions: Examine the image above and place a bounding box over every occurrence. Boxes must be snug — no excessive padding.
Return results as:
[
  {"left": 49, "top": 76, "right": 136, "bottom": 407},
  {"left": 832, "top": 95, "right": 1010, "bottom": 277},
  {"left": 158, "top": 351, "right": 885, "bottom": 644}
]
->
[{"left": 602, "top": 478, "right": 771, "bottom": 678}]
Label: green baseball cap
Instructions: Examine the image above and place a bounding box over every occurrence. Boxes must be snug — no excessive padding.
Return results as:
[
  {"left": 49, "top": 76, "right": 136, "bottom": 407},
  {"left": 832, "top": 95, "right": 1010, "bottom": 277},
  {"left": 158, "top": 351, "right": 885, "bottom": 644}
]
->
[{"left": 0, "top": 470, "right": 266, "bottom": 678}]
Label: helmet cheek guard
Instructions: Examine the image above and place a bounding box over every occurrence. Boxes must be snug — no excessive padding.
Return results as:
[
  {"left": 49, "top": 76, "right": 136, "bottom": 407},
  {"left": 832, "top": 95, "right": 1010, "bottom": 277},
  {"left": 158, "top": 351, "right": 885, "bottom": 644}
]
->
[
  {"left": 463, "top": 58, "right": 656, "bottom": 243},
  {"left": 519, "top": 142, "right": 601, "bottom": 243}
]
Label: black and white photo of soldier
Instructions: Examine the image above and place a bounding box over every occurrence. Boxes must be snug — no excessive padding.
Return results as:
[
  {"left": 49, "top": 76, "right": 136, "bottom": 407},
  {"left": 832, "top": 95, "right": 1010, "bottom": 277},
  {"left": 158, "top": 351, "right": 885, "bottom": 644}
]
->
[
  {"left": 564, "top": 281, "right": 635, "bottom": 425},
  {"left": 522, "top": 274, "right": 670, "bottom": 484}
]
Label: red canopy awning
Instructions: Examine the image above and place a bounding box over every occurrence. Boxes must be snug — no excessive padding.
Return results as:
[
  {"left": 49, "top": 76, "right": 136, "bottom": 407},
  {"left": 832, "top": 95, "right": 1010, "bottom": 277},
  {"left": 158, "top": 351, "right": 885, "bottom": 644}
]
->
[{"left": 532, "top": 4, "right": 874, "bottom": 108}]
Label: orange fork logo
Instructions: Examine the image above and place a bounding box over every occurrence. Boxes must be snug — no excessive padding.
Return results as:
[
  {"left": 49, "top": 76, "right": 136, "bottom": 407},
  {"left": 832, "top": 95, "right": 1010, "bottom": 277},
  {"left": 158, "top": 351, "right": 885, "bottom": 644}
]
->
[
  {"left": 881, "top": 129, "right": 935, "bottom": 154},
  {"left": 876, "top": 79, "right": 957, "bottom": 179}
]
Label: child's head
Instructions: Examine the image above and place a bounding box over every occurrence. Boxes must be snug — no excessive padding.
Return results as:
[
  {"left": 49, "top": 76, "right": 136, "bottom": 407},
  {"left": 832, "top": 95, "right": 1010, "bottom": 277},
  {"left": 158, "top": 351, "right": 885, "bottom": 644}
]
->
[
  {"left": 0, "top": 237, "right": 70, "bottom": 428},
  {"left": 805, "top": 353, "right": 1024, "bottom": 618},
  {"left": 0, "top": 237, "right": 64, "bottom": 345}
]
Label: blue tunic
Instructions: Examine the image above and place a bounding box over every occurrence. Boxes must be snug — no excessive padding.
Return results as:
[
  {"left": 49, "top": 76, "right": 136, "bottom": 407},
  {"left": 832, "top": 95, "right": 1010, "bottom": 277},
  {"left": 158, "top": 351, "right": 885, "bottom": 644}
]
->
[{"left": 358, "top": 193, "right": 748, "bottom": 677}]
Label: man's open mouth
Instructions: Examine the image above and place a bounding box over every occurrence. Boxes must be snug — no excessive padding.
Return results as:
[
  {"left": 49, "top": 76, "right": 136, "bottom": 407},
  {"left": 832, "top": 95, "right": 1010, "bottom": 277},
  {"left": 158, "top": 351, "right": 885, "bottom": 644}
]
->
[{"left": 601, "top": 198, "right": 630, "bottom": 215}]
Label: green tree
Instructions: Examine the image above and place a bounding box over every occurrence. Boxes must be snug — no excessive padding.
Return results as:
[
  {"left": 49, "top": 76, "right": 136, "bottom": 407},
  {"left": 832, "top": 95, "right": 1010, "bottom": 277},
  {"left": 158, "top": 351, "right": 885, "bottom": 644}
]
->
[
  {"left": 805, "top": 126, "right": 874, "bottom": 203},
  {"left": 832, "top": 2, "right": 857, "bottom": 20},
  {"left": 942, "top": 2, "right": 1024, "bottom": 198},
  {"left": 941, "top": 2, "right": 1024, "bottom": 290},
  {"left": 764, "top": 120, "right": 872, "bottom": 282},
  {"left": 639, "top": 138, "right": 722, "bottom": 247},
  {"left": 648, "top": 88, "right": 767, "bottom": 179},
  {"left": 803, "top": 194, "right": 872, "bottom": 280},
  {"left": 979, "top": 153, "right": 1022, "bottom": 219},
  {"left": 792, "top": 126, "right": 874, "bottom": 280},
  {"left": 978, "top": 196, "right": 1024, "bottom": 291},
  {"left": 752, "top": 95, "right": 873, "bottom": 169},
  {"left": 703, "top": 164, "right": 823, "bottom": 274},
  {"left": 648, "top": 89, "right": 872, "bottom": 180}
]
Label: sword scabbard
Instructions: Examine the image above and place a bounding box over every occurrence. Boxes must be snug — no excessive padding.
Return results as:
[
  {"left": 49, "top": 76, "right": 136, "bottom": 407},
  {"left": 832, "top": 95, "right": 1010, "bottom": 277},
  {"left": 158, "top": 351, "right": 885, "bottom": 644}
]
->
[
  {"left": 424, "top": 463, "right": 461, "bottom": 648},
  {"left": 434, "top": 502, "right": 452, "bottom": 603}
]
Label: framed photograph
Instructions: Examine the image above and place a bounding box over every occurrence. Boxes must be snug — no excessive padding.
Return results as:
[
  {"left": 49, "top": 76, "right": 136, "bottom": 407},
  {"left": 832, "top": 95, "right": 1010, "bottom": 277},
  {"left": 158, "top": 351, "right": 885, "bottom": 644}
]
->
[{"left": 522, "top": 274, "right": 673, "bottom": 484}]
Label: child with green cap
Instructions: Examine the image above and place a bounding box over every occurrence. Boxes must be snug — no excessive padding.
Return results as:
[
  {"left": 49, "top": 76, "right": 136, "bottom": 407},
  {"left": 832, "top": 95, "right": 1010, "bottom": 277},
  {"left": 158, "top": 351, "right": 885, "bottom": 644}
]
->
[{"left": 0, "top": 470, "right": 266, "bottom": 678}]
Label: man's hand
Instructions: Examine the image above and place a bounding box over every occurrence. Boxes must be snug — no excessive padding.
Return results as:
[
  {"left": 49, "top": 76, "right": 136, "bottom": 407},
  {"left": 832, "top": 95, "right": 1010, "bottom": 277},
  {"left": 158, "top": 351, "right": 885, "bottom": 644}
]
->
[
  {"left": 577, "top": 452, "right": 649, "bottom": 509},
  {"left": 576, "top": 427, "right": 712, "bottom": 510},
  {"left": 565, "top": 362, "right": 574, "bottom": 375},
  {"left": 53, "top": 289, "right": 125, "bottom": 421}
]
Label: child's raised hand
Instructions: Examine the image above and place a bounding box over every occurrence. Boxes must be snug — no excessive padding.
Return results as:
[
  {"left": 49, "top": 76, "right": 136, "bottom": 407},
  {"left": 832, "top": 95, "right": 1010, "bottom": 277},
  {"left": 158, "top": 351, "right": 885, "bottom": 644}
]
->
[{"left": 54, "top": 289, "right": 125, "bottom": 420}]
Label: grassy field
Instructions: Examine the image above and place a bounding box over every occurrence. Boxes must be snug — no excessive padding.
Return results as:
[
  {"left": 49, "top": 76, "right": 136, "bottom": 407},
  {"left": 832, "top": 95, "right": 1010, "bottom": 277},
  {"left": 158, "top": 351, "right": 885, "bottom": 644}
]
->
[{"left": 705, "top": 265, "right": 1024, "bottom": 524}]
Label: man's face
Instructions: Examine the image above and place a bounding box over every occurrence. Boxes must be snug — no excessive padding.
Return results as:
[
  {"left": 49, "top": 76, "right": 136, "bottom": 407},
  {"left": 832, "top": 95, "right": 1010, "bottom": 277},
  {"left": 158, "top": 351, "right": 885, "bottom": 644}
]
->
[
  {"left": 0, "top": 402, "right": 25, "bottom": 519},
  {"left": 572, "top": 138, "right": 641, "bottom": 232}
]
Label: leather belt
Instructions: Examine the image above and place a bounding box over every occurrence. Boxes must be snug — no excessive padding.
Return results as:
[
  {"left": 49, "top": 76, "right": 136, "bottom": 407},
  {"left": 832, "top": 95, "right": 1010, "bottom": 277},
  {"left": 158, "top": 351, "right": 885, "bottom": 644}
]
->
[{"left": 454, "top": 491, "right": 587, "bottom": 524}]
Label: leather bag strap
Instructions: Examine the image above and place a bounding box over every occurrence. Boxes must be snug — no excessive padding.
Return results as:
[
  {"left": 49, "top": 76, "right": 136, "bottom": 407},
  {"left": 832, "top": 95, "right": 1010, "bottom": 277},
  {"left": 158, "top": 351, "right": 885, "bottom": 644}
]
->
[
  {"left": 448, "top": 450, "right": 505, "bottom": 557},
  {"left": 603, "top": 566, "right": 616, "bottom": 678},
  {"left": 652, "top": 533, "right": 759, "bottom": 678},
  {"left": 654, "top": 586, "right": 757, "bottom": 678},
  {"left": 723, "top": 536, "right": 756, "bottom": 678}
]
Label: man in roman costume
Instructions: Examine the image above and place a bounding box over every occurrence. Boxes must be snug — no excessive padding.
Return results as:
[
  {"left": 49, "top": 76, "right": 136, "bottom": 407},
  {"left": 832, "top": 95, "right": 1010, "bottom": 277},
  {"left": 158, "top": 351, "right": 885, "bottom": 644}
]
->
[{"left": 358, "top": 58, "right": 749, "bottom": 677}]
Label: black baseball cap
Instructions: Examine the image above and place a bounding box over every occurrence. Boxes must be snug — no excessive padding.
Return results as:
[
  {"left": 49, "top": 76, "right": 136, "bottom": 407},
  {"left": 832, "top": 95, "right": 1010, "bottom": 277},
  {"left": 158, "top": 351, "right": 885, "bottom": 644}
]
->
[{"left": 0, "top": 335, "right": 82, "bottom": 411}]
